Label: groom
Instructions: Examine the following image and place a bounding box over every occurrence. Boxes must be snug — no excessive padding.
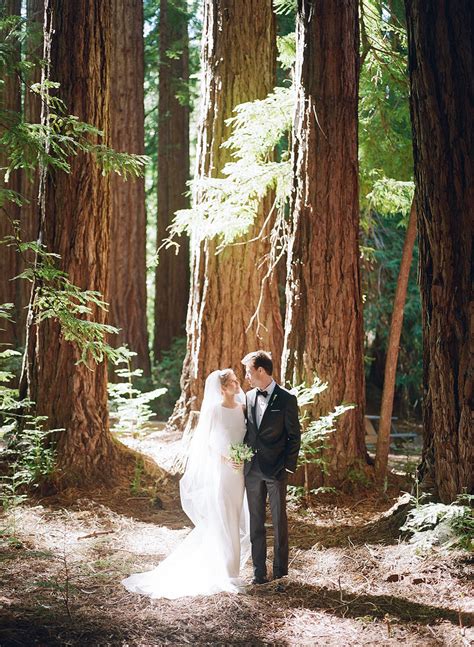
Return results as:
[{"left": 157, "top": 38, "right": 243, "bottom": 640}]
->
[{"left": 241, "top": 350, "right": 301, "bottom": 587}]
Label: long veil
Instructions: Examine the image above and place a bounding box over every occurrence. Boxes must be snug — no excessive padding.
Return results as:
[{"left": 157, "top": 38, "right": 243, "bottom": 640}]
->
[
  {"left": 179, "top": 370, "right": 223, "bottom": 526},
  {"left": 122, "top": 369, "right": 250, "bottom": 599},
  {"left": 180, "top": 370, "right": 250, "bottom": 570}
]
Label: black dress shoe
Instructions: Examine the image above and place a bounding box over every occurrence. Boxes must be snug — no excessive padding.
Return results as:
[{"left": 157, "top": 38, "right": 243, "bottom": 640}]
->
[
  {"left": 272, "top": 575, "right": 287, "bottom": 593},
  {"left": 252, "top": 576, "right": 269, "bottom": 585}
]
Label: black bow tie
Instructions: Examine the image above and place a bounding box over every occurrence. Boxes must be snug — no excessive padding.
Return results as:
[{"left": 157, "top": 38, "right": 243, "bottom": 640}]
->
[{"left": 256, "top": 389, "right": 268, "bottom": 398}]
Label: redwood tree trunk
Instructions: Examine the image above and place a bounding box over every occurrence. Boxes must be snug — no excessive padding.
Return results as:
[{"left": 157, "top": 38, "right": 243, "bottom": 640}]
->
[
  {"left": 0, "top": 0, "right": 21, "bottom": 348},
  {"left": 17, "top": 0, "right": 43, "bottom": 345},
  {"left": 154, "top": 0, "right": 190, "bottom": 361},
  {"left": 405, "top": 0, "right": 473, "bottom": 502},
  {"left": 283, "top": 0, "right": 366, "bottom": 485},
  {"left": 24, "top": 0, "right": 123, "bottom": 486},
  {"left": 171, "top": 0, "right": 283, "bottom": 428},
  {"left": 375, "top": 200, "right": 417, "bottom": 481},
  {"left": 108, "top": 0, "right": 150, "bottom": 376}
]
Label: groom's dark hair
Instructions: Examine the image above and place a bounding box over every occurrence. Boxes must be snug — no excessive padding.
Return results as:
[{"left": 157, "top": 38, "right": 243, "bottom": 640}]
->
[{"left": 242, "top": 350, "right": 273, "bottom": 375}]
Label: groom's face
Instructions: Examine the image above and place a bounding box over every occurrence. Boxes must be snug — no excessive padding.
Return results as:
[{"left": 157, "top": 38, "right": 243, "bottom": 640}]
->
[{"left": 245, "top": 363, "right": 270, "bottom": 389}]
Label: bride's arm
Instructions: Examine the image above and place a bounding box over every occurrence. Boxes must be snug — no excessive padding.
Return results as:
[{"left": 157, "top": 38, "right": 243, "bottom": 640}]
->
[
  {"left": 208, "top": 406, "right": 230, "bottom": 458},
  {"left": 208, "top": 407, "right": 241, "bottom": 468}
]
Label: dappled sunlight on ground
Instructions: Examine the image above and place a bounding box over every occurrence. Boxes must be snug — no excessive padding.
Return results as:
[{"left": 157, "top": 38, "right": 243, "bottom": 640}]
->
[{"left": 1, "top": 425, "right": 472, "bottom": 646}]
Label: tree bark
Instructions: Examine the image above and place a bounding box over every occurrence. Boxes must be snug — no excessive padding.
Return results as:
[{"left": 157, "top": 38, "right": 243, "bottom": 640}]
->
[
  {"left": 405, "top": 0, "right": 473, "bottom": 502},
  {"left": 375, "top": 200, "right": 417, "bottom": 481},
  {"left": 170, "top": 0, "right": 283, "bottom": 429},
  {"left": 108, "top": 0, "right": 150, "bottom": 376},
  {"left": 283, "top": 0, "right": 366, "bottom": 486},
  {"left": 23, "top": 0, "right": 126, "bottom": 487},
  {"left": 16, "top": 0, "right": 44, "bottom": 346},
  {"left": 0, "top": 0, "right": 21, "bottom": 348},
  {"left": 154, "top": 0, "right": 190, "bottom": 361}
]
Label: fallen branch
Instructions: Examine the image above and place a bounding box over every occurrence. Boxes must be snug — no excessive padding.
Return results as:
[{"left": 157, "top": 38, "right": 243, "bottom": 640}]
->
[{"left": 77, "top": 530, "right": 115, "bottom": 540}]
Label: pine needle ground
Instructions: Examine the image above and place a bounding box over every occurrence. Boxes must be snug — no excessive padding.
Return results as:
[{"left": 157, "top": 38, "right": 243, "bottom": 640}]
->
[{"left": 1, "top": 425, "right": 472, "bottom": 646}]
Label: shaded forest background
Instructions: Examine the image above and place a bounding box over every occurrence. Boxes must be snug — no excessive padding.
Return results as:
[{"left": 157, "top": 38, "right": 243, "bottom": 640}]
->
[
  {"left": 0, "top": 2, "right": 472, "bottom": 645},
  {"left": 0, "top": 0, "right": 472, "bottom": 507}
]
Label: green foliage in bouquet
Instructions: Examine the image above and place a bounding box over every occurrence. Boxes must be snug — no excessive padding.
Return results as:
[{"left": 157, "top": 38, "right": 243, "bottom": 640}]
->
[{"left": 229, "top": 442, "right": 255, "bottom": 465}]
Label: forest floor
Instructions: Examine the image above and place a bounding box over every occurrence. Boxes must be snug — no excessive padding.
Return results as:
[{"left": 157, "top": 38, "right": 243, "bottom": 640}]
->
[{"left": 1, "top": 423, "right": 473, "bottom": 646}]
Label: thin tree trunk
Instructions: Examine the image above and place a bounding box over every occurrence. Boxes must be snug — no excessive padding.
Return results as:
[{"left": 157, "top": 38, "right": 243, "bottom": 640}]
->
[
  {"left": 23, "top": 0, "right": 127, "bottom": 487},
  {"left": 375, "top": 200, "right": 417, "bottom": 481},
  {"left": 170, "top": 0, "right": 283, "bottom": 430},
  {"left": 0, "top": 0, "right": 21, "bottom": 348},
  {"left": 405, "top": 0, "right": 473, "bottom": 502},
  {"left": 17, "top": 0, "right": 43, "bottom": 346},
  {"left": 108, "top": 0, "right": 150, "bottom": 376},
  {"left": 283, "top": 0, "right": 366, "bottom": 486},
  {"left": 154, "top": 0, "right": 190, "bottom": 361}
]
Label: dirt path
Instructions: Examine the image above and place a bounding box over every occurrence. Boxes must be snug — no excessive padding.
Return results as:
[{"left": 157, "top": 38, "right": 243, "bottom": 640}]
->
[{"left": 1, "top": 426, "right": 472, "bottom": 646}]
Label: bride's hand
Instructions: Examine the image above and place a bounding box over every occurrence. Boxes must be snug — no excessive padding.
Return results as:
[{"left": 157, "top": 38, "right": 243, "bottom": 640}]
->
[{"left": 224, "top": 457, "right": 242, "bottom": 470}]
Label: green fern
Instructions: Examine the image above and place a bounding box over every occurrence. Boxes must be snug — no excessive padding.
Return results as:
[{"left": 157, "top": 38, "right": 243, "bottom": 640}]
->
[
  {"left": 273, "top": 0, "right": 297, "bottom": 16},
  {"left": 170, "top": 86, "right": 294, "bottom": 246},
  {"left": 1, "top": 14, "right": 149, "bottom": 368}
]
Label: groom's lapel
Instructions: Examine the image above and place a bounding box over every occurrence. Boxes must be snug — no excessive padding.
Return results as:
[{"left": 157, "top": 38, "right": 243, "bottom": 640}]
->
[
  {"left": 259, "top": 384, "right": 281, "bottom": 428},
  {"left": 249, "top": 389, "right": 258, "bottom": 429}
]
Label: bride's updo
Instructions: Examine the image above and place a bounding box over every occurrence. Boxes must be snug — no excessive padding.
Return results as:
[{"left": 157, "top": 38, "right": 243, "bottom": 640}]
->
[{"left": 218, "top": 368, "right": 234, "bottom": 387}]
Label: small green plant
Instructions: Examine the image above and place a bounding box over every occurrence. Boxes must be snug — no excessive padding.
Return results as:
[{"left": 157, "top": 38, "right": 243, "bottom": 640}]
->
[
  {"left": 346, "top": 465, "right": 371, "bottom": 488},
  {"left": 130, "top": 457, "right": 145, "bottom": 495},
  {"left": 108, "top": 347, "right": 166, "bottom": 437},
  {"left": 287, "top": 484, "right": 336, "bottom": 503},
  {"left": 0, "top": 422, "right": 58, "bottom": 538},
  {"left": 401, "top": 494, "right": 474, "bottom": 551},
  {"left": 151, "top": 336, "right": 186, "bottom": 419},
  {"left": 0, "top": 306, "right": 58, "bottom": 535},
  {"left": 291, "top": 376, "right": 355, "bottom": 505}
]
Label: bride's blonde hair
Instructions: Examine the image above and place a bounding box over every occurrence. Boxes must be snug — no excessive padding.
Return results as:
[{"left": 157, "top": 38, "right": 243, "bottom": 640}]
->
[{"left": 218, "top": 368, "right": 234, "bottom": 387}]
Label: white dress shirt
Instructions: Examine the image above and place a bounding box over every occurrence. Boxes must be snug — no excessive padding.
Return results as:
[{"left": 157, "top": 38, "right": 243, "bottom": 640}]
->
[{"left": 255, "top": 379, "right": 276, "bottom": 428}]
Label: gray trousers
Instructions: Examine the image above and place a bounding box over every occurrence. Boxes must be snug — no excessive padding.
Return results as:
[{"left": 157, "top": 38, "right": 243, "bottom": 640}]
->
[{"left": 245, "top": 461, "right": 289, "bottom": 579}]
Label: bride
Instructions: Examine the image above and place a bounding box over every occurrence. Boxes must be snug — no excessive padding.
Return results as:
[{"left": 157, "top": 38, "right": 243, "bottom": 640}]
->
[{"left": 122, "top": 369, "right": 250, "bottom": 599}]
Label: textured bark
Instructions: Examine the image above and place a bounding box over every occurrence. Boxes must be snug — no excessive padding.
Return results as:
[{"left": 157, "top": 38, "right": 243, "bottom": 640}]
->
[
  {"left": 108, "top": 0, "right": 150, "bottom": 376},
  {"left": 375, "top": 201, "right": 417, "bottom": 480},
  {"left": 171, "top": 0, "right": 283, "bottom": 428},
  {"left": 16, "top": 0, "right": 44, "bottom": 345},
  {"left": 23, "top": 0, "right": 123, "bottom": 487},
  {"left": 0, "top": 0, "right": 21, "bottom": 348},
  {"left": 154, "top": 0, "right": 190, "bottom": 361},
  {"left": 405, "top": 0, "right": 473, "bottom": 502},
  {"left": 283, "top": 0, "right": 366, "bottom": 485}
]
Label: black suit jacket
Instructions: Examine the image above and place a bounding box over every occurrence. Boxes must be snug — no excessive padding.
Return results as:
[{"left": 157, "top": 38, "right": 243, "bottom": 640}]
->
[{"left": 244, "top": 384, "right": 301, "bottom": 478}]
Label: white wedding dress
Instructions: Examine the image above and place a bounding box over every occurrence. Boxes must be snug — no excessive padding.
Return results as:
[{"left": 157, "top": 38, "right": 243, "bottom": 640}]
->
[{"left": 122, "top": 372, "right": 250, "bottom": 599}]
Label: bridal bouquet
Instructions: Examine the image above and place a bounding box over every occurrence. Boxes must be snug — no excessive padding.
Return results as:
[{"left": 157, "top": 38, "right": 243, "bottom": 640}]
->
[{"left": 229, "top": 442, "right": 255, "bottom": 465}]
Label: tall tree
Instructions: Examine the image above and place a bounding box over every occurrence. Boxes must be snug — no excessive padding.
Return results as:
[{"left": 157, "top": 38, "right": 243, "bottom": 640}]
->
[
  {"left": 22, "top": 0, "right": 127, "bottom": 486},
  {"left": 171, "top": 0, "right": 283, "bottom": 428},
  {"left": 405, "top": 0, "right": 473, "bottom": 502},
  {"left": 17, "top": 0, "right": 44, "bottom": 344},
  {"left": 108, "top": 0, "right": 150, "bottom": 375},
  {"left": 283, "top": 0, "right": 366, "bottom": 485},
  {"left": 0, "top": 0, "right": 21, "bottom": 348},
  {"left": 154, "top": 0, "right": 190, "bottom": 361},
  {"left": 375, "top": 200, "right": 417, "bottom": 481}
]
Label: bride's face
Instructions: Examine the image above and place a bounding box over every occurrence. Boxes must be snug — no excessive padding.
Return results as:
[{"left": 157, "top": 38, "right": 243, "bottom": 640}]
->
[{"left": 221, "top": 371, "right": 240, "bottom": 397}]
